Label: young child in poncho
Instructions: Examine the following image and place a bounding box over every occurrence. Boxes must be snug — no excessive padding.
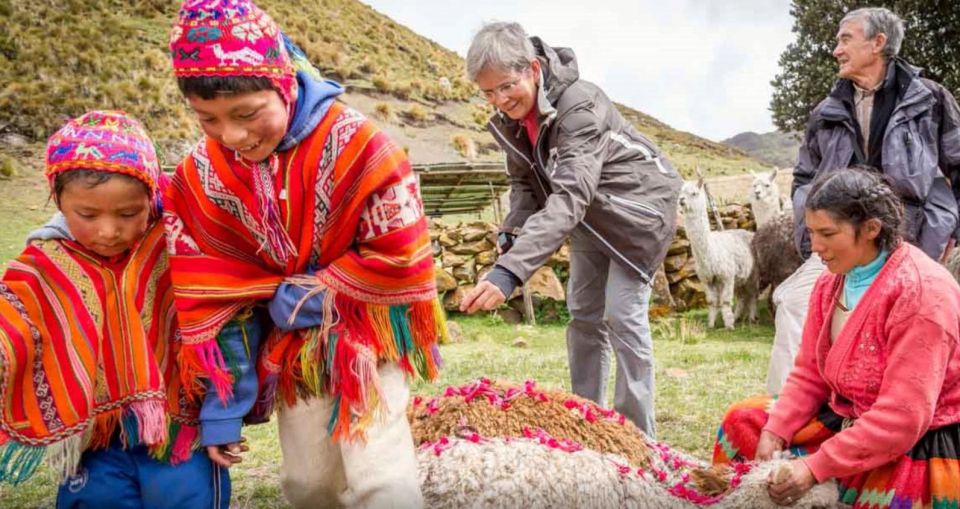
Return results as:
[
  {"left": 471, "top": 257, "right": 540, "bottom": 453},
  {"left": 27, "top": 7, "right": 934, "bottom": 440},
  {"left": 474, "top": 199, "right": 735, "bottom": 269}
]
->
[
  {"left": 0, "top": 111, "right": 230, "bottom": 508},
  {"left": 164, "top": 1, "right": 446, "bottom": 507}
]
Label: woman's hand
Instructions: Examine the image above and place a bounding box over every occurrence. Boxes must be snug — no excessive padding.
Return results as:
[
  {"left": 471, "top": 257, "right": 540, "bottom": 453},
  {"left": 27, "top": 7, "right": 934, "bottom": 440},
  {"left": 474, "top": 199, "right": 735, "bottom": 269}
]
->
[
  {"left": 767, "top": 459, "right": 817, "bottom": 506},
  {"left": 755, "top": 430, "right": 786, "bottom": 461},
  {"left": 459, "top": 281, "right": 507, "bottom": 314}
]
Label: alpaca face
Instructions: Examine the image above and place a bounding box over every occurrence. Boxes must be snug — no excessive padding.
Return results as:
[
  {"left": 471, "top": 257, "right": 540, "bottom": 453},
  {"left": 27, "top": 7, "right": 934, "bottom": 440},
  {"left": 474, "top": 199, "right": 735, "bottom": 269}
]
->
[
  {"left": 678, "top": 181, "right": 707, "bottom": 214},
  {"left": 749, "top": 172, "right": 779, "bottom": 206}
]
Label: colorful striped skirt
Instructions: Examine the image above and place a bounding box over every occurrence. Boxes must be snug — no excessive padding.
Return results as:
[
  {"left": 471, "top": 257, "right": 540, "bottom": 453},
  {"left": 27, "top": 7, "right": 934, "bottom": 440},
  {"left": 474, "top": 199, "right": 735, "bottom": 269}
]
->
[{"left": 712, "top": 395, "right": 960, "bottom": 508}]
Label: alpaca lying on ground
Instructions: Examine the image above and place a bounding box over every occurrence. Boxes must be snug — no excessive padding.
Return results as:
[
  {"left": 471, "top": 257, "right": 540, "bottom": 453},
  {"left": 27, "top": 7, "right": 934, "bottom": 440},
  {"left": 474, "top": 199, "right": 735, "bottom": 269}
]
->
[
  {"left": 678, "top": 181, "right": 758, "bottom": 329},
  {"left": 410, "top": 379, "right": 838, "bottom": 508},
  {"left": 747, "top": 169, "right": 803, "bottom": 316}
]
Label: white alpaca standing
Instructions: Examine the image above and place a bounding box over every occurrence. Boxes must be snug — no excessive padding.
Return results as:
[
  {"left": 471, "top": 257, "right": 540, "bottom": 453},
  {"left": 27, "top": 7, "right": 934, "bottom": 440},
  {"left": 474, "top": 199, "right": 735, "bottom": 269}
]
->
[
  {"left": 679, "top": 180, "right": 759, "bottom": 329},
  {"left": 748, "top": 167, "right": 785, "bottom": 228}
]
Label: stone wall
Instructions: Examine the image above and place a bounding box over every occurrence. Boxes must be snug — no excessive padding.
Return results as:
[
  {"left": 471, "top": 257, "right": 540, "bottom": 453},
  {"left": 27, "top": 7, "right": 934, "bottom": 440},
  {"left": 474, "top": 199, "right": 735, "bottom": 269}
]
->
[{"left": 431, "top": 203, "right": 757, "bottom": 316}]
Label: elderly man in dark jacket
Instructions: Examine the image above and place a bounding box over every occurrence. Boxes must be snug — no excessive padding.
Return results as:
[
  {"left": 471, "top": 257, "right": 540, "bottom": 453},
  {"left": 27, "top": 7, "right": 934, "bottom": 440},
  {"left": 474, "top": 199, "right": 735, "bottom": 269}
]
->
[
  {"left": 459, "top": 21, "right": 682, "bottom": 437},
  {"left": 767, "top": 6, "right": 960, "bottom": 395}
]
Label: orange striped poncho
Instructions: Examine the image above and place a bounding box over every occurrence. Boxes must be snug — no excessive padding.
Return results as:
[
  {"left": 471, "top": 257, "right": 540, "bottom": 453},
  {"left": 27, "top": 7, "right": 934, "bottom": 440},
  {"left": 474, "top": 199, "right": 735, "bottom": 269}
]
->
[
  {"left": 0, "top": 221, "right": 199, "bottom": 484},
  {"left": 164, "top": 102, "right": 446, "bottom": 441}
]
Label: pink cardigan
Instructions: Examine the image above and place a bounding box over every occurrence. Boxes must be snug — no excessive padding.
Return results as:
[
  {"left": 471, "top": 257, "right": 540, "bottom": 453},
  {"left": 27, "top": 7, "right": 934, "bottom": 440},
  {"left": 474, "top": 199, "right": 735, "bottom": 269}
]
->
[{"left": 764, "top": 243, "right": 960, "bottom": 481}]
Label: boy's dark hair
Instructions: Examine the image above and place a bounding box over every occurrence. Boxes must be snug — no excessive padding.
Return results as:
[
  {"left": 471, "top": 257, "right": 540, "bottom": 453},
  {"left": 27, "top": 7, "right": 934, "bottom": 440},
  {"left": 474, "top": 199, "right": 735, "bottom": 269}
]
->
[
  {"left": 53, "top": 169, "right": 150, "bottom": 201},
  {"left": 177, "top": 76, "right": 276, "bottom": 100},
  {"left": 805, "top": 166, "right": 904, "bottom": 252}
]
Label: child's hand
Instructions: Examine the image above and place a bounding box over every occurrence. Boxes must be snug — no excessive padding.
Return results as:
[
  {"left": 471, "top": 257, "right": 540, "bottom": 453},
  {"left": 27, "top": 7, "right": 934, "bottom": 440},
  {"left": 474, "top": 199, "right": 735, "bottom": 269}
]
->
[{"left": 207, "top": 436, "right": 249, "bottom": 468}]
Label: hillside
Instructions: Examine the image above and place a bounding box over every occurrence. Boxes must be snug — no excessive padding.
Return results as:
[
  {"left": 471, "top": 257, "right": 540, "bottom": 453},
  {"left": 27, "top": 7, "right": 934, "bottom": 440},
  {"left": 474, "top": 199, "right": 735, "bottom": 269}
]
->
[
  {"left": 0, "top": 0, "right": 769, "bottom": 175},
  {"left": 722, "top": 131, "right": 801, "bottom": 169}
]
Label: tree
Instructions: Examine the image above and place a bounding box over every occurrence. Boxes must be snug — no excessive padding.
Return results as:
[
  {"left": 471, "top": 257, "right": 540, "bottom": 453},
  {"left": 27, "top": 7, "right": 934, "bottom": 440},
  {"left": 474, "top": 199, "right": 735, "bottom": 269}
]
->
[{"left": 771, "top": 0, "right": 960, "bottom": 132}]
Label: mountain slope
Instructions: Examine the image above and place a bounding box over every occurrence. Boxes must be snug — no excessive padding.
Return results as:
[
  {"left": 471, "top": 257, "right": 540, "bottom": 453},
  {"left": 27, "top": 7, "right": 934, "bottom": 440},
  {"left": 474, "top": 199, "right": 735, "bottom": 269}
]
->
[
  {"left": 0, "top": 0, "right": 768, "bottom": 176},
  {"left": 722, "top": 131, "right": 801, "bottom": 169}
]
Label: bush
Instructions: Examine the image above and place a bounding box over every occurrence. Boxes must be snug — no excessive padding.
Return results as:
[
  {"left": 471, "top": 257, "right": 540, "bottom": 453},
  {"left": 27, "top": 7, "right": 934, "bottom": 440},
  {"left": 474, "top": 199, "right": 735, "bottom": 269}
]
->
[
  {"left": 450, "top": 133, "right": 476, "bottom": 159},
  {"left": 373, "top": 102, "right": 394, "bottom": 122},
  {"left": 371, "top": 75, "right": 392, "bottom": 94},
  {"left": 404, "top": 103, "right": 429, "bottom": 123}
]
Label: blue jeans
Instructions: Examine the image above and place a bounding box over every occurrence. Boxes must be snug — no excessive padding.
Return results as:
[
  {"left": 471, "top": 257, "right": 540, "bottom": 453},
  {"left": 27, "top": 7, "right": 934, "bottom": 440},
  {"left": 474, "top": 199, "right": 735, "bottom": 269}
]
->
[{"left": 56, "top": 443, "right": 229, "bottom": 509}]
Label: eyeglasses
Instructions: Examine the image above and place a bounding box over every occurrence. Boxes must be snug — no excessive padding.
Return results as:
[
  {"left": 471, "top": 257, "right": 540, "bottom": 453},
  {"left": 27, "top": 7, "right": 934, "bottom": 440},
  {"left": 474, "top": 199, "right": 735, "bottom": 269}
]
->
[
  {"left": 480, "top": 78, "right": 522, "bottom": 101},
  {"left": 480, "top": 66, "right": 533, "bottom": 101}
]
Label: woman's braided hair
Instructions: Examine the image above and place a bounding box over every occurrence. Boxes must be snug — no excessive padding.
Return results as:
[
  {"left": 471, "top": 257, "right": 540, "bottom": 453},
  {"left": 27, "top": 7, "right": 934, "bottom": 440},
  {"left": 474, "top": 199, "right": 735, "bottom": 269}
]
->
[{"left": 805, "top": 166, "right": 904, "bottom": 252}]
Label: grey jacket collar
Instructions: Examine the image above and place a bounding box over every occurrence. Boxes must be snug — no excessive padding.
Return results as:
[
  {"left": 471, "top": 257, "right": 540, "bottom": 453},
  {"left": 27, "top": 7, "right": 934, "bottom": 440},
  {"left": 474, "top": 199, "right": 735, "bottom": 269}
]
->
[
  {"left": 819, "top": 59, "right": 933, "bottom": 125},
  {"left": 489, "top": 37, "right": 580, "bottom": 150}
]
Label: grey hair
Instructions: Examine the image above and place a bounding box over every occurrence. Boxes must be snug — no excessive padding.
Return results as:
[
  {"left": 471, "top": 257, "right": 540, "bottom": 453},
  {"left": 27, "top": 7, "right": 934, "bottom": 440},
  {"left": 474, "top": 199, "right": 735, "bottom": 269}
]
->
[
  {"left": 466, "top": 22, "right": 536, "bottom": 82},
  {"left": 841, "top": 7, "right": 905, "bottom": 59}
]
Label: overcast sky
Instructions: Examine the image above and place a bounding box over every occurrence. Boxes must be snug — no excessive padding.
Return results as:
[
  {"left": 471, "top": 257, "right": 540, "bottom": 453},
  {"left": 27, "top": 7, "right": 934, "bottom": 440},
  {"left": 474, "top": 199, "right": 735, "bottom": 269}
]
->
[{"left": 362, "top": 0, "right": 798, "bottom": 141}]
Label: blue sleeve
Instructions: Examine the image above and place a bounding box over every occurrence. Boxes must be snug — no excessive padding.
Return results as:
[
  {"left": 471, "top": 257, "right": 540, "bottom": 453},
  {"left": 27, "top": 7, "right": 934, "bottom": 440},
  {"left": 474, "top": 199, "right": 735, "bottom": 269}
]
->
[
  {"left": 268, "top": 278, "right": 326, "bottom": 332},
  {"left": 199, "top": 316, "right": 264, "bottom": 447}
]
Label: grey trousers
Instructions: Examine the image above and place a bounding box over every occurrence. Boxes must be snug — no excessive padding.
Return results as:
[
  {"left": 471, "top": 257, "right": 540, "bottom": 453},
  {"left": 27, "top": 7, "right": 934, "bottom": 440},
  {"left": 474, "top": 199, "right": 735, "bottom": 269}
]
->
[{"left": 566, "top": 231, "right": 656, "bottom": 438}]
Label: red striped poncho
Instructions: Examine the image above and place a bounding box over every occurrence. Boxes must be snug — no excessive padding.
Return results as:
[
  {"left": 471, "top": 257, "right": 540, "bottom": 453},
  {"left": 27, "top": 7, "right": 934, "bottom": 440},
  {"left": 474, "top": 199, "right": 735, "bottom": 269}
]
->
[
  {"left": 164, "top": 102, "right": 445, "bottom": 441},
  {"left": 0, "top": 222, "right": 198, "bottom": 484}
]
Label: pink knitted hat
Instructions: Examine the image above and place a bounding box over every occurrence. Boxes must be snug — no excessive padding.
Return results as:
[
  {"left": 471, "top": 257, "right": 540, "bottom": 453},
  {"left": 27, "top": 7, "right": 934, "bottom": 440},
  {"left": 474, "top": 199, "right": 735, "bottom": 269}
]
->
[
  {"left": 45, "top": 110, "right": 162, "bottom": 202},
  {"left": 169, "top": 0, "right": 297, "bottom": 103}
]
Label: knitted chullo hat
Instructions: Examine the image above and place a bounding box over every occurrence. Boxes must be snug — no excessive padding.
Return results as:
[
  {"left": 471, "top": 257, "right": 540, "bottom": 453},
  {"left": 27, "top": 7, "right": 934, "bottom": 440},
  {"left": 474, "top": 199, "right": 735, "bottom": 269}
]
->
[
  {"left": 169, "top": 0, "right": 297, "bottom": 104},
  {"left": 45, "top": 110, "right": 162, "bottom": 204}
]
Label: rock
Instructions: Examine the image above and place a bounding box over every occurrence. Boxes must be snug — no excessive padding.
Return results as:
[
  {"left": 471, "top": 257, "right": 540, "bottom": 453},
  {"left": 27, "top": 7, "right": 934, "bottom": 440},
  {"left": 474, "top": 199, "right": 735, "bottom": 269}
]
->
[
  {"left": 429, "top": 229, "right": 441, "bottom": 241},
  {"left": 526, "top": 266, "right": 565, "bottom": 301},
  {"left": 666, "top": 256, "right": 698, "bottom": 284},
  {"left": 497, "top": 308, "right": 523, "bottom": 325},
  {"left": 467, "top": 221, "right": 496, "bottom": 231},
  {"left": 453, "top": 259, "right": 477, "bottom": 282},
  {"left": 666, "top": 238, "right": 690, "bottom": 256},
  {"left": 441, "top": 252, "right": 466, "bottom": 268},
  {"left": 671, "top": 278, "right": 706, "bottom": 310},
  {"left": 442, "top": 284, "right": 474, "bottom": 311},
  {"left": 476, "top": 249, "right": 497, "bottom": 266},
  {"left": 446, "top": 229, "right": 463, "bottom": 242},
  {"left": 485, "top": 232, "right": 499, "bottom": 246},
  {"left": 0, "top": 133, "right": 28, "bottom": 147},
  {"left": 511, "top": 337, "right": 528, "bottom": 348},
  {"left": 435, "top": 268, "right": 458, "bottom": 292},
  {"left": 445, "top": 320, "right": 464, "bottom": 343},
  {"left": 662, "top": 253, "right": 687, "bottom": 273},
  {"left": 461, "top": 227, "right": 488, "bottom": 242},
  {"left": 651, "top": 266, "right": 676, "bottom": 309},
  {"left": 449, "top": 239, "right": 494, "bottom": 255},
  {"left": 477, "top": 265, "right": 492, "bottom": 282},
  {"left": 429, "top": 218, "right": 447, "bottom": 230},
  {"left": 547, "top": 244, "right": 570, "bottom": 268},
  {"left": 438, "top": 233, "right": 458, "bottom": 248}
]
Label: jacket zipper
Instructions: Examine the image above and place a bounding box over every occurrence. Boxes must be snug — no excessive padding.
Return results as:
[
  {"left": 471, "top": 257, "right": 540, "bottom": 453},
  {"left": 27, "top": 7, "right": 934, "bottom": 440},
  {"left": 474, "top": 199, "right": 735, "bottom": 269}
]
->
[
  {"left": 490, "top": 119, "right": 651, "bottom": 284},
  {"left": 608, "top": 195, "right": 664, "bottom": 219}
]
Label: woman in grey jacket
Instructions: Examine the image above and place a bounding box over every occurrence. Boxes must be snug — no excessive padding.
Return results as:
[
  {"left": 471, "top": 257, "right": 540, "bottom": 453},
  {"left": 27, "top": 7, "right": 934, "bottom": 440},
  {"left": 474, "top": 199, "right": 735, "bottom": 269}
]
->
[{"left": 459, "top": 21, "right": 682, "bottom": 437}]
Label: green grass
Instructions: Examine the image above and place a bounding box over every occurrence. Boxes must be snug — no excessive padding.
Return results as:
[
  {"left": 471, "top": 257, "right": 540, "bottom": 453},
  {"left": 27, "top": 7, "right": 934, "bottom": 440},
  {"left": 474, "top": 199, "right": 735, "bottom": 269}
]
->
[
  {"left": 0, "top": 146, "right": 51, "bottom": 270},
  {"left": 0, "top": 310, "right": 773, "bottom": 508}
]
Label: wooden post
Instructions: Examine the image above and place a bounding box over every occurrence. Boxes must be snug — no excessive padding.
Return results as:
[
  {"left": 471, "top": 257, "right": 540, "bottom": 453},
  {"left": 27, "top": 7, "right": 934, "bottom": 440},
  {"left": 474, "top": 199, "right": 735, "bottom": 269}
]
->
[{"left": 522, "top": 283, "right": 536, "bottom": 325}]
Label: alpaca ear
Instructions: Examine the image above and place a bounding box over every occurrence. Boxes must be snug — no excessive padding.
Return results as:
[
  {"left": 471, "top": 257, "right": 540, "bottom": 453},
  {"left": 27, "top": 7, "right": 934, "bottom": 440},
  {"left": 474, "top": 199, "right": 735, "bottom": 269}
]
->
[
  {"left": 697, "top": 177, "right": 705, "bottom": 189},
  {"left": 748, "top": 169, "right": 757, "bottom": 178},
  {"left": 769, "top": 167, "right": 779, "bottom": 182}
]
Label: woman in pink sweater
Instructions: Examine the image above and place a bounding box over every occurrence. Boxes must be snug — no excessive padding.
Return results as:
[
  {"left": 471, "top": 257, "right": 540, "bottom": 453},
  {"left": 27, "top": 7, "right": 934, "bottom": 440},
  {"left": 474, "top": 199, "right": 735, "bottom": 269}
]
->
[{"left": 713, "top": 167, "right": 960, "bottom": 507}]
